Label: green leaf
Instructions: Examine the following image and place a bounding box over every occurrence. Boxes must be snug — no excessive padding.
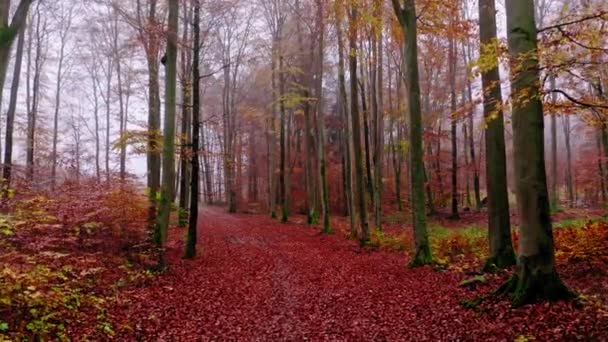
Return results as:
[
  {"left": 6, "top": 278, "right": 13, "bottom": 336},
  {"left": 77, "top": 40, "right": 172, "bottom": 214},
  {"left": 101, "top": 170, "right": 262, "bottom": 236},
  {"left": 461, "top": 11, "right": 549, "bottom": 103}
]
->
[{"left": 0, "top": 322, "right": 8, "bottom": 331}]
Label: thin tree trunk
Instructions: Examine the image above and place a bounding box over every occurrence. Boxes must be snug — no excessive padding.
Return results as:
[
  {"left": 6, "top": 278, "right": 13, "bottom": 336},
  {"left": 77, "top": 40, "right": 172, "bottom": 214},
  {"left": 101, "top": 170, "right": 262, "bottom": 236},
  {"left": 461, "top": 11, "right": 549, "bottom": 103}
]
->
[
  {"left": 349, "top": 4, "right": 369, "bottom": 243},
  {"left": 185, "top": 0, "right": 201, "bottom": 259},
  {"left": 3, "top": 24, "right": 25, "bottom": 185},
  {"left": 479, "top": 0, "right": 516, "bottom": 270},
  {"left": 336, "top": 0, "right": 356, "bottom": 234},
  {"left": 392, "top": 0, "right": 433, "bottom": 266},
  {"left": 562, "top": 114, "right": 574, "bottom": 207},
  {"left": 448, "top": 34, "right": 459, "bottom": 219},
  {"left": 549, "top": 75, "right": 558, "bottom": 208}
]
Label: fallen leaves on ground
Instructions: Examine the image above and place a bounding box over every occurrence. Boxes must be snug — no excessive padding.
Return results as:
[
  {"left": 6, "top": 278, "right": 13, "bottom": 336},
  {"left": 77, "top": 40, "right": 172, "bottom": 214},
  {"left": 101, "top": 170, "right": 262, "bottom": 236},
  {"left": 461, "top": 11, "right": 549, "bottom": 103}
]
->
[{"left": 108, "top": 208, "right": 608, "bottom": 341}]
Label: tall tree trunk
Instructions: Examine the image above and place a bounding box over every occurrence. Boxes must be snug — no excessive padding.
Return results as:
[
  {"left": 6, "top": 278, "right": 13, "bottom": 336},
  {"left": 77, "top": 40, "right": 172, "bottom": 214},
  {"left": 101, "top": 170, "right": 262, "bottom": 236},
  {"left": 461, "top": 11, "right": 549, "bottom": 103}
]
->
[
  {"left": 279, "top": 52, "right": 288, "bottom": 222},
  {"left": 549, "top": 75, "right": 558, "bottom": 209},
  {"left": 392, "top": 0, "right": 433, "bottom": 266},
  {"left": 146, "top": 0, "right": 162, "bottom": 236},
  {"left": 463, "top": 43, "right": 481, "bottom": 209},
  {"left": 448, "top": 34, "right": 459, "bottom": 219},
  {"left": 373, "top": 0, "right": 384, "bottom": 230},
  {"left": 179, "top": 83, "right": 192, "bottom": 215},
  {"left": 314, "top": 0, "right": 331, "bottom": 234},
  {"left": 26, "top": 7, "right": 42, "bottom": 182},
  {"left": 3, "top": 24, "right": 25, "bottom": 186},
  {"left": 349, "top": 3, "right": 369, "bottom": 243},
  {"left": 104, "top": 55, "right": 113, "bottom": 183},
  {"left": 185, "top": 0, "right": 201, "bottom": 259},
  {"left": 155, "top": 0, "right": 179, "bottom": 266},
  {"left": 336, "top": 0, "right": 356, "bottom": 234},
  {"left": 598, "top": 131, "right": 606, "bottom": 203},
  {"left": 478, "top": 0, "right": 516, "bottom": 270},
  {"left": 91, "top": 65, "right": 101, "bottom": 182},
  {"left": 501, "top": 0, "right": 573, "bottom": 305},
  {"left": 562, "top": 114, "right": 574, "bottom": 206},
  {"left": 51, "top": 15, "right": 70, "bottom": 189}
]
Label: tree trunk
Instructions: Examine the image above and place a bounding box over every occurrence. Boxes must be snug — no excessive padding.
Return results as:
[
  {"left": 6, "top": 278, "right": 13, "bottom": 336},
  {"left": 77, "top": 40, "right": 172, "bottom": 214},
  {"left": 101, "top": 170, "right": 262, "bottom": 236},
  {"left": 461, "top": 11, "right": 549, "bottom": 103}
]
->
[
  {"left": 549, "top": 75, "right": 558, "bottom": 209},
  {"left": 463, "top": 43, "right": 481, "bottom": 209},
  {"left": 448, "top": 34, "right": 459, "bottom": 219},
  {"left": 155, "top": 0, "right": 179, "bottom": 266},
  {"left": 336, "top": 0, "right": 356, "bottom": 234},
  {"left": 3, "top": 24, "right": 25, "bottom": 185},
  {"left": 478, "top": 0, "right": 516, "bottom": 270},
  {"left": 392, "top": 0, "right": 433, "bottom": 266},
  {"left": 562, "top": 114, "right": 574, "bottom": 207},
  {"left": 0, "top": 0, "right": 33, "bottom": 102},
  {"left": 314, "top": 0, "right": 331, "bottom": 234},
  {"left": 26, "top": 6, "right": 43, "bottom": 182},
  {"left": 502, "top": 0, "right": 573, "bottom": 305},
  {"left": 146, "top": 0, "right": 162, "bottom": 235},
  {"left": 279, "top": 52, "right": 288, "bottom": 222},
  {"left": 185, "top": 0, "right": 201, "bottom": 259},
  {"left": 373, "top": 0, "right": 384, "bottom": 230},
  {"left": 349, "top": 4, "right": 369, "bottom": 243}
]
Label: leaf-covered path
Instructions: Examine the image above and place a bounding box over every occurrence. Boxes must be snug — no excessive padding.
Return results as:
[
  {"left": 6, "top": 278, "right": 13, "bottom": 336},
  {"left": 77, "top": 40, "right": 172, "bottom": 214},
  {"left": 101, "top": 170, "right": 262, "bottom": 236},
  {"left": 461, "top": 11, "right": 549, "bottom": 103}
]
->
[{"left": 112, "top": 208, "right": 607, "bottom": 341}]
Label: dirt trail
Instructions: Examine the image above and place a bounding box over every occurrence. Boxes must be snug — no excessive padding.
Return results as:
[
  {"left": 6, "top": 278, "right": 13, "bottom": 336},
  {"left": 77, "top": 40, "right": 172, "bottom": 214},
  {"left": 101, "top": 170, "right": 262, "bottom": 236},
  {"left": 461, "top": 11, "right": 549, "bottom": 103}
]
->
[{"left": 111, "top": 207, "right": 606, "bottom": 341}]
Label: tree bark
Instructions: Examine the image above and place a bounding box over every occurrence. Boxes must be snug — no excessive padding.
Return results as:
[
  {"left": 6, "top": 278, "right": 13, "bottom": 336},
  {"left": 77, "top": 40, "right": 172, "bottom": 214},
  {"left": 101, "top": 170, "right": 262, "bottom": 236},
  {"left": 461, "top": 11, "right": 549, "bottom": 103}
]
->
[
  {"left": 185, "top": 0, "right": 201, "bottom": 259},
  {"left": 448, "top": 34, "right": 459, "bottom": 220},
  {"left": 3, "top": 24, "right": 25, "bottom": 185},
  {"left": 336, "top": 0, "right": 356, "bottom": 234},
  {"left": 478, "top": 0, "right": 516, "bottom": 270},
  {"left": 502, "top": 0, "right": 573, "bottom": 305},
  {"left": 155, "top": 0, "right": 179, "bottom": 266},
  {"left": 349, "top": 3, "right": 369, "bottom": 243},
  {"left": 392, "top": 0, "right": 433, "bottom": 266}
]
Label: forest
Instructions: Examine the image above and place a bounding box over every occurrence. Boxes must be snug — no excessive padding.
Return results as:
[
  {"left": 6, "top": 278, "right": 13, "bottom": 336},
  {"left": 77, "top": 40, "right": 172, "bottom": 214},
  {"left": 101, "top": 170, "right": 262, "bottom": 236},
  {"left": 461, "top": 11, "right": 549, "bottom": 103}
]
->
[{"left": 0, "top": 0, "right": 607, "bottom": 340}]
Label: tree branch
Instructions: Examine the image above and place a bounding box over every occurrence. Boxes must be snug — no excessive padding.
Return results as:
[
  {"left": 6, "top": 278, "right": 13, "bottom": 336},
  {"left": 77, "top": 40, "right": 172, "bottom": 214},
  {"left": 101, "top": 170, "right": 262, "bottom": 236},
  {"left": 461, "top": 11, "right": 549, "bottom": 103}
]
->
[
  {"left": 538, "top": 11, "right": 608, "bottom": 33},
  {"left": 550, "top": 89, "right": 608, "bottom": 109}
]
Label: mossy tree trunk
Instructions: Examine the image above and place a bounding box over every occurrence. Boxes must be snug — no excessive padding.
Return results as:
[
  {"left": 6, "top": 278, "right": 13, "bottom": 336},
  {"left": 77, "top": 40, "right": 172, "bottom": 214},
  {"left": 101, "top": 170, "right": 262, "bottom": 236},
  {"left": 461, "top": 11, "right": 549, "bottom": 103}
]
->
[
  {"left": 156, "top": 0, "right": 179, "bottom": 266},
  {"left": 503, "top": 0, "right": 574, "bottom": 305},
  {"left": 391, "top": 0, "right": 432, "bottom": 266},
  {"left": 478, "top": 0, "right": 516, "bottom": 271}
]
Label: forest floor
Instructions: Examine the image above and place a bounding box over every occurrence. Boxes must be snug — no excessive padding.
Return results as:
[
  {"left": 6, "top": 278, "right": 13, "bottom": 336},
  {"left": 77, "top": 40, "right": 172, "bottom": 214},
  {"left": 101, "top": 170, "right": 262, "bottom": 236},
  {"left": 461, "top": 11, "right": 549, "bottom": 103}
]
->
[{"left": 108, "top": 207, "right": 608, "bottom": 341}]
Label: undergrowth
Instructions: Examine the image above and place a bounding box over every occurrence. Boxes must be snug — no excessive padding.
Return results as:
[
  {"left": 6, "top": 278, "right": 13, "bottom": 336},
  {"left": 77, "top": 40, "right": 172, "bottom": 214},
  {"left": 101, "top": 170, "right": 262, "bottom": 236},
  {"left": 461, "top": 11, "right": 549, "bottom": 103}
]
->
[{"left": 0, "top": 180, "right": 154, "bottom": 340}]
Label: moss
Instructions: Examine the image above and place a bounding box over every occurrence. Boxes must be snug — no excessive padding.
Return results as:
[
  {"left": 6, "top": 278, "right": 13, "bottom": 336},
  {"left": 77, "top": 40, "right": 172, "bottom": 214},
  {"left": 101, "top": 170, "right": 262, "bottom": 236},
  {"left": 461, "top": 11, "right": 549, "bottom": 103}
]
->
[
  {"left": 496, "top": 259, "right": 576, "bottom": 307},
  {"left": 321, "top": 226, "right": 334, "bottom": 235},
  {"left": 483, "top": 252, "right": 516, "bottom": 273},
  {"left": 307, "top": 209, "right": 319, "bottom": 225},
  {"left": 408, "top": 245, "right": 433, "bottom": 268},
  {"left": 0, "top": 26, "right": 17, "bottom": 48}
]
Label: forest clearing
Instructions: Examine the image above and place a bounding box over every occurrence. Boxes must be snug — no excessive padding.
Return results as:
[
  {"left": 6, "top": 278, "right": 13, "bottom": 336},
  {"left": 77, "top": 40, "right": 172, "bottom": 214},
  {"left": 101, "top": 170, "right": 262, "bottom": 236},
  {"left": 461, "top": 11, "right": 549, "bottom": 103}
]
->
[{"left": 1, "top": 0, "right": 608, "bottom": 340}]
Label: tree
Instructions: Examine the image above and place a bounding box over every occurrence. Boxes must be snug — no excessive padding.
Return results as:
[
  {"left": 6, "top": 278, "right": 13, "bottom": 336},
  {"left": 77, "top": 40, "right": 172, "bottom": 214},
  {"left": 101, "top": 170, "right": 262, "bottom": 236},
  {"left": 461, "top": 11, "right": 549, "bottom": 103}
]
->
[
  {"left": 392, "top": 0, "right": 432, "bottom": 266},
  {"left": 349, "top": 1, "right": 369, "bottom": 244},
  {"left": 314, "top": 0, "right": 331, "bottom": 234},
  {"left": 334, "top": 0, "right": 356, "bottom": 235},
  {"left": 478, "top": 0, "right": 516, "bottom": 270},
  {"left": 500, "top": 0, "right": 574, "bottom": 305},
  {"left": 2, "top": 24, "right": 26, "bottom": 186},
  {"left": 156, "top": 0, "right": 179, "bottom": 265},
  {"left": 0, "top": 0, "right": 34, "bottom": 102},
  {"left": 185, "top": 0, "right": 201, "bottom": 260},
  {"left": 51, "top": 3, "right": 74, "bottom": 189},
  {"left": 26, "top": 2, "right": 46, "bottom": 182}
]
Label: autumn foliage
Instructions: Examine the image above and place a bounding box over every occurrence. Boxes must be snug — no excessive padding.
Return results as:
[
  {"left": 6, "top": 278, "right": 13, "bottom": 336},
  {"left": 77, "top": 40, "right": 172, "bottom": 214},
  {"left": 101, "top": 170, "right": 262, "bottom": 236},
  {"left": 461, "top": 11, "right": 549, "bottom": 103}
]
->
[{"left": 0, "top": 181, "right": 153, "bottom": 340}]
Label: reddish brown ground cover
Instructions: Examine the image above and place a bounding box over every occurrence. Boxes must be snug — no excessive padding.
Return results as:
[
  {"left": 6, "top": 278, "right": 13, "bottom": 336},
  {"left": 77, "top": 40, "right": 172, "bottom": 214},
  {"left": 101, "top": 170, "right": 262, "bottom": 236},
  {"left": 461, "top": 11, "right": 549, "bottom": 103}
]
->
[{"left": 108, "top": 207, "right": 608, "bottom": 341}]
